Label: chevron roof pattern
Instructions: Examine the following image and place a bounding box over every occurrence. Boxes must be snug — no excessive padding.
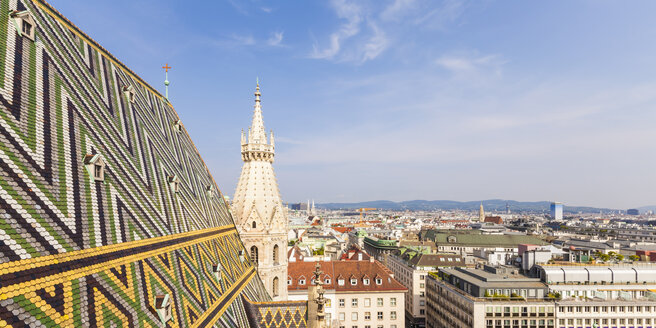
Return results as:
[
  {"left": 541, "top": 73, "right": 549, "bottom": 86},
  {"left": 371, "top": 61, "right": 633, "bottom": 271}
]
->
[{"left": 0, "top": 0, "right": 271, "bottom": 326}]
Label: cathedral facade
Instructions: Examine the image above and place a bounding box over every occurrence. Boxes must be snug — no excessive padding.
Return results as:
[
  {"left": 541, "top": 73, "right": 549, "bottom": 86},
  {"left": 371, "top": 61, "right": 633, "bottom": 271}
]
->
[{"left": 232, "top": 83, "right": 289, "bottom": 301}]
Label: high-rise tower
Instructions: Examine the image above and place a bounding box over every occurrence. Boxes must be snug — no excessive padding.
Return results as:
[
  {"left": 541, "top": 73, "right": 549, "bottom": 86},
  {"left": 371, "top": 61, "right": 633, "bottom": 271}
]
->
[
  {"left": 478, "top": 203, "right": 485, "bottom": 222},
  {"left": 232, "top": 82, "right": 289, "bottom": 301}
]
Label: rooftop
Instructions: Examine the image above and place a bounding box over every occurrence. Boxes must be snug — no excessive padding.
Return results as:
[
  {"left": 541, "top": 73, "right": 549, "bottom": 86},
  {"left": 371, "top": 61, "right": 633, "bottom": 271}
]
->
[{"left": 287, "top": 260, "right": 407, "bottom": 293}]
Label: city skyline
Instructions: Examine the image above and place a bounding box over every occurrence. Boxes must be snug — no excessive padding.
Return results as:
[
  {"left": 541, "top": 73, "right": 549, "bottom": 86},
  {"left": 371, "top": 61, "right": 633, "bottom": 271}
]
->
[{"left": 47, "top": 0, "right": 656, "bottom": 209}]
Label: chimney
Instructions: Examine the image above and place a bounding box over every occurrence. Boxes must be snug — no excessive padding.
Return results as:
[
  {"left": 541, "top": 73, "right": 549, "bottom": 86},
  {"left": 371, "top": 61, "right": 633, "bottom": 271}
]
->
[{"left": 369, "top": 257, "right": 375, "bottom": 263}]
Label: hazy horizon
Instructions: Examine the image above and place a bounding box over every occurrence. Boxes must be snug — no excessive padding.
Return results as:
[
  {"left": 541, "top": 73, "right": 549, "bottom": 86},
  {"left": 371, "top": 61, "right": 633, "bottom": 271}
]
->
[{"left": 48, "top": 0, "right": 656, "bottom": 209}]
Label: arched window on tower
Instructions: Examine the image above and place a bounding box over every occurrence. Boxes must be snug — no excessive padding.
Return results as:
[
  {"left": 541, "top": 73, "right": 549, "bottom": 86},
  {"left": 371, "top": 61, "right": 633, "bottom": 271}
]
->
[
  {"left": 250, "top": 246, "right": 258, "bottom": 264},
  {"left": 273, "top": 244, "right": 279, "bottom": 264},
  {"left": 273, "top": 277, "right": 279, "bottom": 297},
  {"left": 252, "top": 221, "right": 257, "bottom": 229}
]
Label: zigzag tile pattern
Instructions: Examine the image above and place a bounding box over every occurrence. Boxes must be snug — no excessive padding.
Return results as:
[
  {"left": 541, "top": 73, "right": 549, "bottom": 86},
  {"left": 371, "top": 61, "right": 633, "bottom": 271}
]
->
[{"left": 0, "top": 0, "right": 270, "bottom": 326}]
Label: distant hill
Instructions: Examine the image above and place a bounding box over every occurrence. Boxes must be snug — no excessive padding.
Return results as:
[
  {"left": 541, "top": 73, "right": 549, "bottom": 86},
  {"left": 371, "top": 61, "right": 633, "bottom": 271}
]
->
[{"left": 318, "top": 199, "right": 617, "bottom": 213}]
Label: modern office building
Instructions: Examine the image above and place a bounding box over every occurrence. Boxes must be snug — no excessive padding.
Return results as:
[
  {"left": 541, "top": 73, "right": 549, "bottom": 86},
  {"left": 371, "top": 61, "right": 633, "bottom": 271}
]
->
[
  {"left": 426, "top": 264, "right": 656, "bottom": 328},
  {"left": 550, "top": 202, "right": 563, "bottom": 220},
  {"left": 427, "top": 266, "right": 555, "bottom": 328}
]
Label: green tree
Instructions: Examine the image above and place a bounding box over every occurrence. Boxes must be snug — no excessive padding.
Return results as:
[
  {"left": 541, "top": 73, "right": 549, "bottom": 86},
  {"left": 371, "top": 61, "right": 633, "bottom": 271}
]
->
[
  {"left": 599, "top": 254, "right": 610, "bottom": 262},
  {"left": 615, "top": 254, "right": 624, "bottom": 261},
  {"left": 629, "top": 255, "right": 640, "bottom": 261}
]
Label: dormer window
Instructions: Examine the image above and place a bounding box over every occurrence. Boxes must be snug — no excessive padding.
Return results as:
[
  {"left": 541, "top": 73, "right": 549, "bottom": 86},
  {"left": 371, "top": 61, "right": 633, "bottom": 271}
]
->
[
  {"left": 122, "top": 85, "right": 135, "bottom": 103},
  {"left": 363, "top": 278, "right": 370, "bottom": 285},
  {"left": 154, "top": 294, "right": 172, "bottom": 324},
  {"left": 212, "top": 263, "right": 222, "bottom": 281},
  {"left": 11, "top": 11, "right": 36, "bottom": 42},
  {"left": 376, "top": 278, "right": 383, "bottom": 285},
  {"left": 325, "top": 276, "right": 331, "bottom": 285},
  {"left": 168, "top": 175, "right": 179, "bottom": 193},
  {"left": 238, "top": 250, "right": 245, "bottom": 262},
  {"left": 83, "top": 154, "right": 105, "bottom": 182},
  {"left": 338, "top": 279, "right": 345, "bottom": 286},
  {"left": 206, "top": 186, "right": 214, "bottom": 198},
  {"left": 173, "top": 120, "right": 182, "bottom": 133},
  {"left": 350, "top": 278, "right": 357, "bottom": 286},
  {"left": 287, "top": 277, "right": 292, "bottom": 285},
  {"left": 299, "top": 278, "right": 306, "bottom": 285}
]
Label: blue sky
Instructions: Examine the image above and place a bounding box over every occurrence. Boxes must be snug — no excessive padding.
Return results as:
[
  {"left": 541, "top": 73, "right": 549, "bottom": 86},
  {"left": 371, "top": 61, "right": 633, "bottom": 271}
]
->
[{"left": 49, "top": 0, "right": 656, "bottom": 209}]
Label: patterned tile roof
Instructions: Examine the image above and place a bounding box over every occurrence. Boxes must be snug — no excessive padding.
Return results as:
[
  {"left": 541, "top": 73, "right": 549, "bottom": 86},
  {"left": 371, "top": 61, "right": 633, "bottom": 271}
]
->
[
  {"left": 242, "top": 296, "right": 308, "bottom": 328},
  {"left": 0, "top": 0, "right": 270, "bottom": 327}
]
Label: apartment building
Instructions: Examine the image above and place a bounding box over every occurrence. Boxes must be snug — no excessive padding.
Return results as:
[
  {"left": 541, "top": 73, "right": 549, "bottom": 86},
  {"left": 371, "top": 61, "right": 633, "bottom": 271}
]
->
[
  {"left": 388, "top": 251, "right": 465, "bottom": 327},
  {"left": 426, "top": 264, "right": 656, "bottom": 328},
  {"left": 287, "top": 258, "right": 407, "bottom": 328}
]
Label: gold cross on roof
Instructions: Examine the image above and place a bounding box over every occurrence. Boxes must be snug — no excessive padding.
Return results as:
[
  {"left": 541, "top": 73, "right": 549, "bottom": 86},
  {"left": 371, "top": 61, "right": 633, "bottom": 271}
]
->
[{"left": 162, "top": 63, "right": 172, "bottom": 72}]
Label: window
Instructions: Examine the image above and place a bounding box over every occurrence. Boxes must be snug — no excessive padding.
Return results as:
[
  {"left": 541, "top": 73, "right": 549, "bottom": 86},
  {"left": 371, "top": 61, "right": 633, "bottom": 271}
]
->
[
  {"left": 154, "top": 294, "right": 172, "bottom": 324},
  {"left": 364, "top": 312, "right": 371, "bottom": 320},
  {"left": 352, "top": 298, "right": 358, "bottom": 307},
  {"left": 419, "top": 300, "right": 425, "bottom": 306},
  {"left": 122, "top": 85, "right": 136, "bottom": 104},
  {"left": 420, "top": 292, "right": 425, "bottom": 297},
  {"left": 287, "top": 278, "right": 292, "bottom": 285},
  {"left": 252, "top": 221, "right": 257, "bottom": 229},
  {"left": 377, "top": 298, "right": 383, "bottom": 306},
  {"left": 325, "top": 278, "right": 331, "bottom": 284},
  {"left": 420, "top": 275, "right": 425, "bottom": 280},
  {"left": 377, "top": 312, "right": 383, "bottom": 320},
  {"left": 212, "top": 263, "right": 222, "bottom": 281},
  {"left": 273, "top": 244, "right": 279, "bottom": 263},
  {"left": 420, "top": 283, "right": 425, "bottom": 288},
  {"left": 299, "top": 278, "right": 306, "bottom": 285},
  {"left": 272, "top": 277, "right": 279, "bottom": 297},
  {"left": 364, "top": 298, "right": 371, "bottom": 307},
  {"left": 11, "top": 11, "right": 36, "bottom": 41},
  {"left": 390, "top": 298, "right": 396, "bottom": 306},
  {"left": 419, "top": 309, "right": 425, "bottom": 315},
  {"left": 250, "top": 246, "right": 258, "bottom": 264},
  {"left": 339, "top": 299, "right": 345, "bottom": 307},
  {"left": 84, "top": 154, "right": 106, "bottom": 182},
  {"left": 338, "top": 279, "right": 345, "bottom": 286},
  {"left": 167, "top": 175, "right": 180, "bottom": 193},
  {"left": 351, "top": 312, "right": 358, "bottom": 320},
  {"left": 375, "top": 278, "right": 382, "bottom": 285},
  {"left": 339, "top": 313, "right": 345, "bottom": 321},
  {"left": 351, "top": 278, "right": 358, "bottom": 285},
  {"left": 391, "top": 311, "right": 397, "bottom": 320}
]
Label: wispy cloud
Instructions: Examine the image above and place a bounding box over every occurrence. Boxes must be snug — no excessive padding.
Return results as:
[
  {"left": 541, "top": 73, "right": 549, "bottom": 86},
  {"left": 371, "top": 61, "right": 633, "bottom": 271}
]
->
[
  {"left": 380, "top": 0, "right": 418, "bottom": 21},
  {"left": 414, "top": 0, "right": 466, "bottom": 30},
  {"left": 260, "top": 7, "right": 273, "bottom": 13},
  {"left": 310, "top": 0, "right": 362, "bottom": 60},
  {"left": 267, "top": 31, "right": 284, "bottom": 46},
  {"left": 310, "top": 0, "right": 466, "bottom": 63}
]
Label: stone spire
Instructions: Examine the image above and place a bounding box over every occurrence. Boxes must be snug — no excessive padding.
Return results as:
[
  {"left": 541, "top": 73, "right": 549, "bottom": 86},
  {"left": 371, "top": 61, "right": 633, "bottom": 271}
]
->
[
  {"left": 248, "top": 81, "right": 268, "bottom": 145},
  {"left": 232, "top": 81, "right": 288, "bottom": 301},
  {"left": 479, "top": 203, "right": 485, "bottom": 222}
]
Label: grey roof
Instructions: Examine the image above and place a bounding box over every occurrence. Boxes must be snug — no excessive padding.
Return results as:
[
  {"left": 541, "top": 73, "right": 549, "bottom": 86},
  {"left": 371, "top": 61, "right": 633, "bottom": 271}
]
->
[{"left": 430, "top": 232, "right": 548, "bottom": 247}]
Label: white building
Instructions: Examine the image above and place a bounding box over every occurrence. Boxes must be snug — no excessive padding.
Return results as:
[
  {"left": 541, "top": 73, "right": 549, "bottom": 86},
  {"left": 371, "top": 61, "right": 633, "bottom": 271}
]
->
[
  {"left": 232, "top": 82, "right": 288, "bottom": 301},
  {"left": 287, "top": 258, "right": 407, "bottom": 328}
]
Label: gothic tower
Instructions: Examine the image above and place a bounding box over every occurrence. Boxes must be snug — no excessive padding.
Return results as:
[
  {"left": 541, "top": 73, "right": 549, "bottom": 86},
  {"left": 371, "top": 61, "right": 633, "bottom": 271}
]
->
[{"left": 232, "top": 82, "right": 288, "bottom": 301}]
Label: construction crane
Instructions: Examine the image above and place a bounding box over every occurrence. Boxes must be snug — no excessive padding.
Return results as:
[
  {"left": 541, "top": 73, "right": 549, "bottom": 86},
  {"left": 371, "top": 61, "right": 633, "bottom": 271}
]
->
[{"left": 357, "top": 208, "right": 376, "bottom": 221}]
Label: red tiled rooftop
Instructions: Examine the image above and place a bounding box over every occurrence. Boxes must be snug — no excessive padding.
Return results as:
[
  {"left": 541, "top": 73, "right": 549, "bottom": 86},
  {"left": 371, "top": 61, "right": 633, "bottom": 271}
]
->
[{"left": 287, "top": 260, "right": 407, "bottom": 293}]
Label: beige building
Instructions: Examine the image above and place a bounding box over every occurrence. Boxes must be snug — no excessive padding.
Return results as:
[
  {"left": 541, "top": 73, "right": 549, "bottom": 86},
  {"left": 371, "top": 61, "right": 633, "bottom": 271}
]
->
[
  {"left": 232, "top": 82, "right": 288, "bottom": 301},
  {"left": 287, "top": 258, "right": 407, "bottom": 328},
  {"left": 387, "top": 251, "right": 465, "bottom": 327}
]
